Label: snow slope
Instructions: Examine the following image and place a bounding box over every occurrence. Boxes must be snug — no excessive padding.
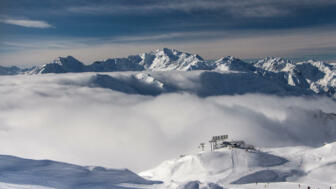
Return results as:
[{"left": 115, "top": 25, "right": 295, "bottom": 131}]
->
[
  {"left": 0, "top": 182, "right": 53, "bottom": 189},
  {"left": 0, "top": 155, "right": 160, "bottom": 189},
  {"left": 1, "top": 145, "right": 334, "bottom": 189},
  {"left": 26, "top": 56, "right": 86, "bottom": 74},
  {"left": 139, "top": 148, "right": 288, "bottom": 184},
  {"left": 140, "top": 142, "right": 336, "bottom": 189}
]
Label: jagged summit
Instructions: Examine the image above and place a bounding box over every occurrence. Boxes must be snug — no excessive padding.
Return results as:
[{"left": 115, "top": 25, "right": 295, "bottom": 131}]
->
[
  {"left": 214, "top": 56, "right": 256, "bottom": 72},
  {"left": 23, "top": 48, "right": 207, "bottom": 73},
  {"left": 0, "top": 49, "right": 250, "bottom": 74},
  {"left": 84, "top": 48, "right": 207, "bottom": 72},
  {"left": 52, "top": 56, "right": 80, "bottom": 65},
  {"left": 260, "top": 56, "right": 292, "bottom": 62},
  {"left": 151, "top": 48, "right": 204, "bottom": 60},
  {"left": 152, "top": 47, "right": 183, "bottom": 54},
  {"left": 216, "top": 56, "right": 236, "bottom": 61},
  {"left": 139, "top": 48, "right": 205, "bottom": 71},
  {"left": 34, "top": 55, "right": 85, "bottom": 74},
  {"left": 253, "top": 57, "right": 294, "bottom": 72}
]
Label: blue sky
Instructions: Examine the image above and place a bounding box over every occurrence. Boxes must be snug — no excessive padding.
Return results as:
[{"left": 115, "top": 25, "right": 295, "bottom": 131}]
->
[{"left": 1, "top": 0, "right": 336, "bottom": 66}]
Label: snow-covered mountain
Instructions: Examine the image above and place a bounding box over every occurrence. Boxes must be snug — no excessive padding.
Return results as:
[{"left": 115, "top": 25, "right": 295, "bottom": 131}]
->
[
  {"left": 3, "top": 143, "right": 336, "bottom": 189},
  {"left": 0, "top": 48, "right": 334, "bottom": 75},
  {"left": 253, "top": 57, "right": 295, "bottom": 72},
  {"left": 0, "top": 65, "right": 21, "bottom": 75},
  {"left": 27, "top": 56, "right": 86, "bottom": 74},
  {"left": 253, "top": 57, "right": 336, "bottom": 98},
  {"left": 1, "top": 48, "right": 336, "bottom": 98},
  {"left": 25, "top": 48, "right": 206, "bottom": 73},
  {"left": 86, "top": 71, "right": 313, "bottom": 97},
  {"left": 140, "top": 148, "right": 289, "bottom": 184},
  {"left": 213, "top": 56, "right": 256, "bottom": 72},
  {"left": 18, "top": 49, "right": 253, "bottom": 74},
  {"left": 140, "top": 142, "right": 336, "bottom": 188},
  {"left": 86, "top": 48, "right": 206, "bottom": 72},
  {"left": 134, "top": 109, "right": 336, "bottom": 189}
]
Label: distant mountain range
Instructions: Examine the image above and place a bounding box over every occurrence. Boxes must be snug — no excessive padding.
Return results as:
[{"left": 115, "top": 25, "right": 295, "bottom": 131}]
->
[
  {"left": 23, "top": 48, "right": 207, "bottom": 74},
  {"left": 1, "top": 48, "right": 336, "bottom": 98}
]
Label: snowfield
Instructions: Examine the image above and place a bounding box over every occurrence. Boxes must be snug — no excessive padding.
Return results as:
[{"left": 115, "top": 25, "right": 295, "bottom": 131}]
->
[
  {"left": 1, "top": 144, "right": 335, "bottom": 189},
  {"left": 140, "top": 143, "right": 336, "bottom": 188},
  {"left": 0, "top": 155, "right": 160, "bottom": 189},
  {"left": 0, "top": 48, "right": 336, "bottom": 188}
]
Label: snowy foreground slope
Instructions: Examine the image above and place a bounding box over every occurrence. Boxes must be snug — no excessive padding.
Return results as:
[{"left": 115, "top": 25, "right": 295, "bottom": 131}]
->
[
  {"left": 0, "top": 155, "right": 160, "bottom": 189},
  {"left": 1, "top": 143, "right": 336, "bottom": 189},
  {"left": 140, "top": 142, "right": 336, "bottom": 189}
]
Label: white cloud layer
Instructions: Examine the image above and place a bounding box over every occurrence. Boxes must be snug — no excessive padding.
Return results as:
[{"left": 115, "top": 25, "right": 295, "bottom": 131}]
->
[
  {"left": 0, "top": 18, "right": 53, "bottom": 28},
  {"left": 0, "top": 73, "right": 336, "bottom": 172}
]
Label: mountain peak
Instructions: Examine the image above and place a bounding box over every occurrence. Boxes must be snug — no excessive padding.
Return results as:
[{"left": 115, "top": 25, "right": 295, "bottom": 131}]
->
[
  {"left": 153, "top": 48, "right": 180, "bottom": 53},
  {"left": 34, "top": 55, "right": 86, "bottom": 74},
  {"left": 254, "top": 57, "right": 294, "bottom": 72},
  {"left": 262, "top": 56, "right": 292, "bottom": 63},
  {"left": 52, "top": 56, "right": 81, "bottom": 65},
  {"left": 214, "top": 56, "right": 255, "bottom": 72},
  {"left": 217, "top": 56, "right": 240, "bottom": 62},
  {"left": 151, "top": 48, "right": 181, "bottom": 58},
  {"left": 151, "top": 48, "right": 204, "bottom": 61},
  {"left": 135, "top": 48, "right": 205, "bottom": 71}
]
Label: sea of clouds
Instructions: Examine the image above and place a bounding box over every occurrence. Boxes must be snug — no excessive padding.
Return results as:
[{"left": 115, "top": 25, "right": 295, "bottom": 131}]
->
[{"left": 0, "top": 73, "right": 335, "bottom": 172}]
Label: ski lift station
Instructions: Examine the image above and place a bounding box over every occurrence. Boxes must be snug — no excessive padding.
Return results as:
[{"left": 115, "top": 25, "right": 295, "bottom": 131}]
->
[{"left": 207, "top": 135, "right": 255, "bottom": 151}]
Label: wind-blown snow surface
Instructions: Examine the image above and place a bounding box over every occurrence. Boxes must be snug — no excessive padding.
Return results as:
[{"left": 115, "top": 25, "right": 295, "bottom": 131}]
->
[{"left": 0, "top": 155, "right": 159, "bottom": 189}]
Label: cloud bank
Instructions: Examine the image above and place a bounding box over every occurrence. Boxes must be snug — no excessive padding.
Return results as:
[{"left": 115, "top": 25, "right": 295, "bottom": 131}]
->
[
  {"left": 0, "top": 18, "right": 53, "bottom": 28},
  {"left": 0, "top": 73, "right": 335, "bottom": 172}
]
